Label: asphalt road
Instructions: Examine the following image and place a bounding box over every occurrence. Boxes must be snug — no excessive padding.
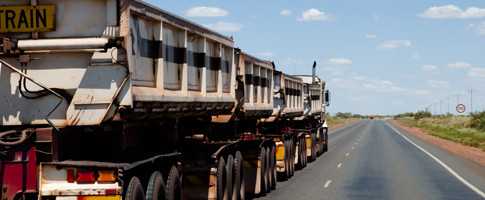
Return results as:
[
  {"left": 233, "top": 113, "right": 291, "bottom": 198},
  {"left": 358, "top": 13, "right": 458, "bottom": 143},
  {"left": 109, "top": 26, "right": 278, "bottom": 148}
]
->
[{"left": 258, "top": 120, "right": 485, "bottom": 200}]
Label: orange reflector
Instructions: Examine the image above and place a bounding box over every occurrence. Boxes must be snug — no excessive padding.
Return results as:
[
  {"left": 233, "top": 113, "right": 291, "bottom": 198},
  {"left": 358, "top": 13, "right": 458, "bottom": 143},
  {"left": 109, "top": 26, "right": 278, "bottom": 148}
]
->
[
  {"left": 78, "top": 195, "right": 121, "bottom": 200},
  {"left": 97, "top": 170, "right": 117, "bottom": 183},
  {"left": 276, "top": 144, "right": 285, "bottom": 161}
]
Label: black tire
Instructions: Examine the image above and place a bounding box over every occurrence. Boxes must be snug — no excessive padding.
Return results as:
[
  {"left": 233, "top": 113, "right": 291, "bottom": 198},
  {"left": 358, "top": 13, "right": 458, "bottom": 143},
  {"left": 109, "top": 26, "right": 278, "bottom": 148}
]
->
[
  {"left": 225, "top": 155, "right": 234, "bottom": 200},
  {"left": 165, "top": 166, "right": 182, "bottom": 200},
  {"left": 265, "top": 147, "right": 271, "bottom": 193},
  {"left": 146, "top": 171, "right": 165, "bottom": 200},
  {"left": 233, "top": 151, "right": 244, "bottom": 200},
  {"left": 126, "top": 176, "right": 145, "bottom": 200},
  {"left": 270, "top": 146, "right": 277, "bottom": 190},
  {"left": 217, "top": 157, "right": 226, "bottom": 200},
  {"left": 297, "top": 138, "right": 304, "bottom": 169},
  {"left": 259, "top": 147, "right": 267, "bottom": 195},
  {"left": 290, "top": 140, "right": 295, "bottom": 176},
  {"left": 324, "top": 128, "right": 329, "bottom": 152},
  {"left": 284, "top": 141, "right": 290, "bottom": 178},
  {"left": 302, "top": 138, "right": 307, "bottom": 168},
  {"left": 311, "top": 134, "right": 317, "bottom": 161}
]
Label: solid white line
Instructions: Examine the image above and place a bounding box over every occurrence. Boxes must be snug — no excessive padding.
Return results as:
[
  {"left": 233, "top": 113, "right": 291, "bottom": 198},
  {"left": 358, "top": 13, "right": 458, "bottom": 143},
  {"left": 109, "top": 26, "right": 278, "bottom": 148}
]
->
[
  {"left": 337, "top": 163, "right": 342, "bottom": 168},
  {"left": 324, "top": 180, "right": 333, "bottom": 188},
  {"left": 386, "top": 123, "right": 485, "bottom": 198},
  {"left": 345, "top": 152, "right": 350, "bottom": 157}
]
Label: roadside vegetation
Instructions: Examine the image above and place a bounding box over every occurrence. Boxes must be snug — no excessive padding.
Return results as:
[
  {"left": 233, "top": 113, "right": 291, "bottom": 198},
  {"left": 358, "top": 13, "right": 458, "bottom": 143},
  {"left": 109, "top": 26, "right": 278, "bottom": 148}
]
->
[
  {"left": 326, "top": 112, "right": 365, "bottom": 128},
  {"left": 394, "top": 111, "right": 485, "bottom": 151}
]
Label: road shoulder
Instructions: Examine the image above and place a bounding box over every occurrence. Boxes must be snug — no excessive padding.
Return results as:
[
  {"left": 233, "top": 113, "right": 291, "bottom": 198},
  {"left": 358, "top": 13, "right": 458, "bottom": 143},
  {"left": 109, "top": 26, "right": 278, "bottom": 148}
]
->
[{"left": 390, "top": 119, "right": 485, "bottom": 167}]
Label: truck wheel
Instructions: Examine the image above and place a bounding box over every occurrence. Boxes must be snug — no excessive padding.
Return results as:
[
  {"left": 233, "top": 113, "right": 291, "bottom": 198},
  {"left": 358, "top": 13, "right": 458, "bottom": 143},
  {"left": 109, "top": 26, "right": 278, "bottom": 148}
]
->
[
  {"left": 270, "top": 146, "right": 277, "bottom": 190},
  {"left": 259, "top": 147, "right": 267, "bottom": 195},
  {"left": 265, "top": 147, "right": 271, "bottom": 193},
  {"left": 146, "top": 171, "right": 165, "bottom": 200},
  {"left": 297, "top": 138, "right": 304, "bottom": 169},
  {"left": 217, "top": 157, "right": 227, "bottom": 200},
  {"left": 290, "top": 140, "right": 296, "bottom": 176},
  {"left": 165, "top": 166, "right": 182, "bottom": 200},
  {"left": 225, "top": 155, "right": 234, "bottom": 200},
  {"left": 311, "top": 134, "right": 317, "bottom": 161},
  {"left": 284, "top": 140, "right": 290, "bottom": 179},
  {"left": 233, "top": 151, "right": 244, "bottom": 200},
  {"left": 126, "top": 176, "right": 145, "bottom": 200},
  {"left": 302, "top": 138, "right": 307, "bottom": 168}
]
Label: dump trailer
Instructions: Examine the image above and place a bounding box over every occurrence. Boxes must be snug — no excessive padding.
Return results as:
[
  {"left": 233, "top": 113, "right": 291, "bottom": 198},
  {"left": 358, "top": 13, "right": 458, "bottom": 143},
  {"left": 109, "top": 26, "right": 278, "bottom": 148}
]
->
[
  {"left": 0, "top": 1, "right": 330, "bottom": 200},
  {"left": 261, "top": 62, "right": 331, "bottom": 180}
]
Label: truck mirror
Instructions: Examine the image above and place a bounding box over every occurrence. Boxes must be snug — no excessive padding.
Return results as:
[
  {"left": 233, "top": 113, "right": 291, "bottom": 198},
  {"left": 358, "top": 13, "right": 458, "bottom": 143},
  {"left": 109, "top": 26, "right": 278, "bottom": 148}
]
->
[{"left": 324, "top": 90, "right": 330, "bottom": 106}]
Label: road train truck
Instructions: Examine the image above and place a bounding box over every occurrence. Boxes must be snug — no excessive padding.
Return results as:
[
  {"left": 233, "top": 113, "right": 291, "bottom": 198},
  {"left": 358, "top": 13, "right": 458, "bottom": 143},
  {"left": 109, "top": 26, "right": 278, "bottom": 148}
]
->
[{"left": 0, "top": 1, "right": 330, "bottom": 200}]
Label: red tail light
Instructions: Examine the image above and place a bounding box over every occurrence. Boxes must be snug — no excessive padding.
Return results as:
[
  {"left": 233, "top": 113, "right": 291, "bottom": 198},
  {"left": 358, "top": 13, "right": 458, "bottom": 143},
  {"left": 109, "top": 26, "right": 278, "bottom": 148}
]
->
[
  {"left": 76, "top": 170, "right": 96, "bottom": 183},
  {"left": 66, "top": 168, "right": 76, "bottom": 183}
]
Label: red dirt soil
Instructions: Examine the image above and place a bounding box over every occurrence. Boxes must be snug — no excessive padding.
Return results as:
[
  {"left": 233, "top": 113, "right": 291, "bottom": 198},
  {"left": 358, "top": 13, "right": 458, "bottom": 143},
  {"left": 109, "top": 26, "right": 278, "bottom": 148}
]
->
[{"left": 390, "top": 120, "right": 485, "bottom": 167}]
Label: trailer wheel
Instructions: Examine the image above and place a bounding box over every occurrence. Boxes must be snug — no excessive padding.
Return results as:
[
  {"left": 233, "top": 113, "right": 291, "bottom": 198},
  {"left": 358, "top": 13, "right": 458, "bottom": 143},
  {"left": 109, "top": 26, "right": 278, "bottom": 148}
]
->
[
  {"left": 270, "top": 146, "right": 277, "bottom": 190},
  {"left": 284, "top": 140, "right": 290, "bottom": 179},
  {"left": 225, "top": 155, "right": 234, "bottom": 200},
  {"left": 302, "top": 138, "right": 307, "bottom": 168},
  {"left": 165, "top": 166, "right": 182, "bottom": 200},
  {"left": 126, "top": 176, "right": 145, "bottom": 200},
  {"left": 265, "top": 147, "right": 272, "bottom": 193},
  {"left": 290, "top": 140, "right": 295, "bottom": 176},
  {"left": 324, "top": 128, "right": 329, "bottom": 152},
  {"left": 217, "top": 157, "right": 227, "bottom": 200},
  {"left": 297, "top": 138, "right": 304, "bottom": 170},
  {"left": 259, "top": 147, "right": 267, "bottom": 195},
  {"left": 146, "top": 171, "right": 165, "bottom": 200},
  {"left": 311, "top": 134, "right": 317, "bottom": 161},
  {"left": 233, "top": 151, "right": 244, "bottom": 200}
]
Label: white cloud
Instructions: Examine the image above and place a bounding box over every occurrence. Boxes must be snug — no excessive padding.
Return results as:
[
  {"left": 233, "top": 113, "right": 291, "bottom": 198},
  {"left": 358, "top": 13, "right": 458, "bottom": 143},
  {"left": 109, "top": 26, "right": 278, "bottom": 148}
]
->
[
  {"left": 420, "top": 5, "right": 485, "bottom": 19},
  {"left": 280, "top": 9, "right": 292, "bottom": 16},
  {"left": 298, "top": 8, "right": 331, "bottom": 22},
  {"left": 205, "top": 21, "right": 242, "bottom": 33},
  {"left": 328, "top": 58, "right": 353, "bottom": 65},
  {"left": 468, "top": 67, "right": 485, "bottom": 78},
  {"left": 365, "top": 34, "right": 377, "bottom": 39},
  {"left": 185, "top": 6, "right": 228, "bottom": 17},
  {"left": 427, "top": 80, "right": 449, "bottom": 88},
  {"left": 422, "top": 64, "right": 438, "bottom": 71},
  {"left": 448, "top": 62, "right": 471, "bottom": 69},
  {"left": 378, "top": 40, "right": 412, "bottom": 49}
]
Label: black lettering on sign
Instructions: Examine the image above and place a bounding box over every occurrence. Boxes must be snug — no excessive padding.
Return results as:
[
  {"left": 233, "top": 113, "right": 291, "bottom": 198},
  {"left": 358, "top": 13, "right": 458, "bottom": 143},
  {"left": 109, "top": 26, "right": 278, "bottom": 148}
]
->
[
  {"left": 29, "top": 9, "right": 34, "bottom": 28},
  {"left": 36, "top": 8, "right": 47, "bottom": 28},
  {"left": 18, "top": 9, "right": 28, "bottom": 29},
  {"left": 5, "top": 10, "right": 15, "bottom": 29}
]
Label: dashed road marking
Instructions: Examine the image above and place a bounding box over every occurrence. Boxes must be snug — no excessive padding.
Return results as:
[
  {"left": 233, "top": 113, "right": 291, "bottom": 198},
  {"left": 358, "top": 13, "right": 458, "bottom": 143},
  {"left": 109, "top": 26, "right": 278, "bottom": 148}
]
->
[
  {"left": 351, "top": 146, "right": 355, "bottom": 150},
  {"left": 386, "top": 123, "right": 485, "bottom": 199},
  {"left": 345, "top": 152, "right": 350, "bottom": 157},
  {"left": 337, "top": 163, "right": 342, "bottom": 168},
  {"left": 324, "top": 180, "right": 332, "bottom": 188}
]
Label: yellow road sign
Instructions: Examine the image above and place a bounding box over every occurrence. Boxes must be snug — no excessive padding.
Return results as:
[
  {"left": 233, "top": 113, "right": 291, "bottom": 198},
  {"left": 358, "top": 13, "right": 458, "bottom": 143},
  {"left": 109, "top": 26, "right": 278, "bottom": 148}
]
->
[{"left": 0, "top": 5, "right": 55, "bottom": 33}]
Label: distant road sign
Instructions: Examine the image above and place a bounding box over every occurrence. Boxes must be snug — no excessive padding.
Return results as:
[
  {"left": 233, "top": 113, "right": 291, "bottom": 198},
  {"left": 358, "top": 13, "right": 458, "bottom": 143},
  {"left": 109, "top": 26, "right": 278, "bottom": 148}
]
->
[{"left": 456, "top": 104, "right": 466, "bottom": 113}]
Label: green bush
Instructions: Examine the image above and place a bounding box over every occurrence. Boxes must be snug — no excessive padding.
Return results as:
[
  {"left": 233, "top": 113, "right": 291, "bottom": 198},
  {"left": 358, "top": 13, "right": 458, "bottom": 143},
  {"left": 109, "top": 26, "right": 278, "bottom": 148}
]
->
[
  {"left": 414, "top": 111, "right": 432, "bottom": 120},
  {"left": 470, "top": 111, "right": 485, "bottom": 131}
]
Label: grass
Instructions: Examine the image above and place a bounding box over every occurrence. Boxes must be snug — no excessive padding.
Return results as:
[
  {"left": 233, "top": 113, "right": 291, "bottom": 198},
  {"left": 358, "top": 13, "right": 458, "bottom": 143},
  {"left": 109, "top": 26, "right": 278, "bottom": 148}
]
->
[
  {"left": 397, "top": 116, "right": 485, "bottom": 151},
  {"left": 326, "top": 117, "right": 359, "bottom": 128}
]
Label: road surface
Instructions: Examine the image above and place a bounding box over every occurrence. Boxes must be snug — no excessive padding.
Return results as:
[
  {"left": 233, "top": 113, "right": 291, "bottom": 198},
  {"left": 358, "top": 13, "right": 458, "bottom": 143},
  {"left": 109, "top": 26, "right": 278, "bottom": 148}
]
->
[{"left": 258, "top": 120, "right": 485, "bottom": 200}]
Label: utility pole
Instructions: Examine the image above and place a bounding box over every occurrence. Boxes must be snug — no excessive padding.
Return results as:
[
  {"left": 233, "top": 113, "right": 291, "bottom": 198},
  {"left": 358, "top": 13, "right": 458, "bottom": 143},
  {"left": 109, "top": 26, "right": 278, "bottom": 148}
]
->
[
  {"left": 440, "top": 100, "right": 442, "bottom": 115},
  {"left": 447, "top": 96, "right": 450, "bottom": 114},
  {"left": 470, "top": 89, "right": 473, "bottom": 114}
]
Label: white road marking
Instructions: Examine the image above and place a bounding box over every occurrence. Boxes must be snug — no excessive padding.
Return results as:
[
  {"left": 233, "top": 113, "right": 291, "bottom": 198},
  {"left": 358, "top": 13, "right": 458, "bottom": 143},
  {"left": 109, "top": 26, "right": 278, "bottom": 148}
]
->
[
  {"left": 352, "top": 146, "right": 355, "bottom": 150},
  {"left": 354, "top": 142, "right": 358, "bottom": 145},
  {"left": 324, "top": 180, "right": 333, "bottom": 188},
  {"left": 386, "top": 123, "right": 485, "bottom": 198},
  {"left": 345, "top": 152, "right": 350, "bottom": 157},
  {"left": 337, "top": 163, "right": 342, "bottom": 168}
]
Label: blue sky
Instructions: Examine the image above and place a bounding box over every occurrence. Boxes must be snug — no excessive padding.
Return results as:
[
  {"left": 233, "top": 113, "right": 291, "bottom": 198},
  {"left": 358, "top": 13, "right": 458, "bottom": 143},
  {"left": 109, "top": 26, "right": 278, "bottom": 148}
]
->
[{"left": 146, "top": 0, "right": 485, "bottom": 115}]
